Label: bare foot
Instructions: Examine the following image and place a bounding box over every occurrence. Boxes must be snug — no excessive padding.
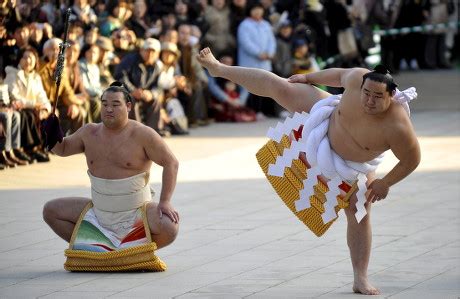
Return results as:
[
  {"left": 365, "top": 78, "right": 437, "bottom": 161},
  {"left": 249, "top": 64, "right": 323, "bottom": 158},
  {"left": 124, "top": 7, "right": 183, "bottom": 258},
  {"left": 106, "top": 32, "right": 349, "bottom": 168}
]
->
[
  {"left": 353, "top": 278, "right": 380, "bottom": 295},
  {"left": 196, "top": 47, "right": 221, "bottom": 77}
]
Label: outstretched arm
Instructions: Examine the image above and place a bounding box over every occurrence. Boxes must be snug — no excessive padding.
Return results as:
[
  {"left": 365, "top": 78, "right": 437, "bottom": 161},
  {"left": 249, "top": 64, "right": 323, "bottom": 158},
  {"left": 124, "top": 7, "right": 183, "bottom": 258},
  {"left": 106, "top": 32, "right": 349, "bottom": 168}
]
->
[{"left": 288, "top": 67, "right": 369, "bottom": 88}]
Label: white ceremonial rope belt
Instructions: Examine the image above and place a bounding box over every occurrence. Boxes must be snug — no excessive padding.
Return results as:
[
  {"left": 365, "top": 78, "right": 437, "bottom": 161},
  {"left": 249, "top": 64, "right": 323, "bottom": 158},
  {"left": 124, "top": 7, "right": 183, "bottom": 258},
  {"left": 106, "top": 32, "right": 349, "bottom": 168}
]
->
[
  {"left": 267, "top": 95, "right": 382, "bottom": 223},
  {"left": 266, "top": 88, "right": 417, "bottom": 224}
]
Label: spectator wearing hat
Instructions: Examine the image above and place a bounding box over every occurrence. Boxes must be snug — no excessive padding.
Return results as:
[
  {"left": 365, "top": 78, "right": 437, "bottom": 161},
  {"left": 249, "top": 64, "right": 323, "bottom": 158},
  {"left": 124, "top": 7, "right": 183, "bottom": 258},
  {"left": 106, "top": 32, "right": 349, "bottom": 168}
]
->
[
  {"left": 292, "top": 38, "right": 320, "bottom": 75},
  {"left": 158, "top": 42, "right": 183, "bottom": 93},
  {"left": 158, "top": 42, "right": 189, "bottom": 135},
  {"left": 114, "top": 37, "right": 165, "bottom": 134},
  {"left": 95, "top": 36, "right": 118, "bottom": 89}
]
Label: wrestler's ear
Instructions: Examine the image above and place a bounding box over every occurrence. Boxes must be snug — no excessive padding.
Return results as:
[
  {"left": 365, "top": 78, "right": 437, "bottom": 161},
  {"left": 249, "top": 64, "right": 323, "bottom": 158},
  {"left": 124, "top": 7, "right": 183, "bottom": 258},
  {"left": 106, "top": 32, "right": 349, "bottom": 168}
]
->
[{"left": 126, "top": 100, "right": 132, "bottom": 112}]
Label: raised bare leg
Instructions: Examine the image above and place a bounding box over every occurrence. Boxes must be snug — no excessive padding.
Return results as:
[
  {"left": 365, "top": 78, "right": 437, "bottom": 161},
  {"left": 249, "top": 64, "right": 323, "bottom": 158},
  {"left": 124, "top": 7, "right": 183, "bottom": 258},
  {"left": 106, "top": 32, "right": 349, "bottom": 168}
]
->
[
  {"left": 43, "top": 197, "right": 91, "bottom": 242},
  {"left": 146, "top": 202, "right": 179, "bottom": 249},
  {"left": 344, "top": 174, "right": 380, "bottom": 295},
  {"left": 196, "top": 47, "right": 331, "bottom": 113}
]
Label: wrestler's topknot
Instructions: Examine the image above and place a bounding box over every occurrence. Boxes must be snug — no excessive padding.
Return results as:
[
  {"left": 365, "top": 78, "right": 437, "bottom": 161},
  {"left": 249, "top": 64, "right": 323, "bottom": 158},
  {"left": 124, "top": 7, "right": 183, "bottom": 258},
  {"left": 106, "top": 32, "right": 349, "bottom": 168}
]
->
[
  {"left": 101, "top": 81, "right": 133, "bottom": 103},
  {"left": 373, "top": 65, "right": 390, "bottom": 75},
  {"left": 361, "top": 65, "right": 398, "bottom": 94}
]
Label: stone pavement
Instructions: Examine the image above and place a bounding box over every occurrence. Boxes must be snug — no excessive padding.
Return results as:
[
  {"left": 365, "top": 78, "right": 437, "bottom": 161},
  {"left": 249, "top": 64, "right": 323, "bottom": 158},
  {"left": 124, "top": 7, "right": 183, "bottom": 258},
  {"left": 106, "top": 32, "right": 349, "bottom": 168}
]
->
[{"left": 0, "top": 70, "right": 459, "bottom": 298}]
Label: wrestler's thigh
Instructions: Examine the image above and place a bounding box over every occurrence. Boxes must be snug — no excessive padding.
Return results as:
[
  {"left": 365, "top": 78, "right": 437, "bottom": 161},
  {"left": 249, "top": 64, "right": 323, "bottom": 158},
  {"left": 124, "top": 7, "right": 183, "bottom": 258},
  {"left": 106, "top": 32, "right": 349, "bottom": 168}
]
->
[
  {"left": 146, "top": 202, "right": 179, "bottom": 249},
  {"left": 278, "top": 81, "right": 332, "bottom": 113},
  {"left": 43, "top": 197, "right": 91, "bottom": 223}
]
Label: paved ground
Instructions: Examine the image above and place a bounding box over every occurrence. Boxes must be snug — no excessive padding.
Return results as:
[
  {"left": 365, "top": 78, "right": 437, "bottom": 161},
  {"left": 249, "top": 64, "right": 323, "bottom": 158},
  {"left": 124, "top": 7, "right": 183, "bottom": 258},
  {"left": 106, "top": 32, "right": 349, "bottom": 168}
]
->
[{"left": 0, "top": 70, "right": 459, "bottom": 298}]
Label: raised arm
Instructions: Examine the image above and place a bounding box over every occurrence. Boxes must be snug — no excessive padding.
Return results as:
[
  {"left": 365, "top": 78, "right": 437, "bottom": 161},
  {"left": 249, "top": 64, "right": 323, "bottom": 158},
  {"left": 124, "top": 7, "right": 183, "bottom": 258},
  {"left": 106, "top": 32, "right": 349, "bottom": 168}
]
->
[
  {"left": 288, "top": 67, "right": 369, "bottom": 88},
  {"left": 142, "top": 127, "right": 179, "bottom": 222}
]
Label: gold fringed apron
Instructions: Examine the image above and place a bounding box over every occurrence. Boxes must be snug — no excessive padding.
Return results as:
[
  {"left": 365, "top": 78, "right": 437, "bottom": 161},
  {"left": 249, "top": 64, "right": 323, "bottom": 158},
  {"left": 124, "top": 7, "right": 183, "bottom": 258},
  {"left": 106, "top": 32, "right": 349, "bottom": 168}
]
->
[{"left": 256, "top": 135, "right": 358, "bottom": 237}]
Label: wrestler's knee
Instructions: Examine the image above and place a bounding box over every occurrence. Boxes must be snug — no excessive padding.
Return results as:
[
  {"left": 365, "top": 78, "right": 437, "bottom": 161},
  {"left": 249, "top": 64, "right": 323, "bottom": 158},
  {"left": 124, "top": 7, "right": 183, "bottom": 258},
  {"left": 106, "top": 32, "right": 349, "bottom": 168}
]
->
[
  {"left": 152, "top": 217, "right": 179, "bottom": 249},
  {"left": 146, "top": 202, "right": 179, "bottom": 249},
  {"left": 42, "top": 199, "right": 60, "bottom": 224}
]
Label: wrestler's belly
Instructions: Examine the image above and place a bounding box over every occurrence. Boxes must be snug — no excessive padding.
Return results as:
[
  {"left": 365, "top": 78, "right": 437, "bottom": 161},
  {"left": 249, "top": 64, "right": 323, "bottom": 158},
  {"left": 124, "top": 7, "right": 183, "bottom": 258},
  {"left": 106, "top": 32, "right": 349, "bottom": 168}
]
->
[{"left": 327, "top": 112, "right": 381, "bottom": 163}]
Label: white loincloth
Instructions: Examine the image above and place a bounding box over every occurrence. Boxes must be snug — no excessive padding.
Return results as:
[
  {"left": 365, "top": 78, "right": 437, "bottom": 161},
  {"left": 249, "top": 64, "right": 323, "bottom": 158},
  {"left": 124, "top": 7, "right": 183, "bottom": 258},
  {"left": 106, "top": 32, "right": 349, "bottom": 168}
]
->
[{"left": 87, "top": 171, "right": 155, "bottom": 240}]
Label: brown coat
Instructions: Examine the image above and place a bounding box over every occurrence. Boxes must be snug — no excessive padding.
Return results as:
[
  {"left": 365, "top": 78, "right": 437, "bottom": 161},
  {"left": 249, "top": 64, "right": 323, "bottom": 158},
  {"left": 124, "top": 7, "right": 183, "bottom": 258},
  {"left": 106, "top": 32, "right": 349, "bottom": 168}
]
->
[{"left": 39, "top": 61, "right": 78, "bottom": 107}]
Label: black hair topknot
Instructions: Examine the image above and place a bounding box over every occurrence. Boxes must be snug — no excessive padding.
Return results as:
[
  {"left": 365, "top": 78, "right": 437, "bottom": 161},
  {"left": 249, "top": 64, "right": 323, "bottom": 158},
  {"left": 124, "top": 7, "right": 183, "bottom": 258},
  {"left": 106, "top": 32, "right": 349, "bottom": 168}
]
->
[{"left": 101, "top": 81, "right": 133, "bottom": 103}]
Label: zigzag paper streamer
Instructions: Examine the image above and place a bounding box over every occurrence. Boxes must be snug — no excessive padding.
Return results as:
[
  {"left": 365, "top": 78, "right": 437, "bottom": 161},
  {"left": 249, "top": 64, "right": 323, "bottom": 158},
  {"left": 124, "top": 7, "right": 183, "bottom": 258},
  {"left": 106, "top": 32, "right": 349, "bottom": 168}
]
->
[
  {"left": 322, "top": 176, "right": 342, "bottom": 223},
  {"left": 355, "top": 173, "right": 368, "bottom": 223},
  {"left": 295, "top": 167, "right": 321, "bottom": 212},
  {"left": 266, "top": 112, "right": 308, "bottom": 142},
  {"left": 268, "top": 140, "right": 304, "bottom": 177}
]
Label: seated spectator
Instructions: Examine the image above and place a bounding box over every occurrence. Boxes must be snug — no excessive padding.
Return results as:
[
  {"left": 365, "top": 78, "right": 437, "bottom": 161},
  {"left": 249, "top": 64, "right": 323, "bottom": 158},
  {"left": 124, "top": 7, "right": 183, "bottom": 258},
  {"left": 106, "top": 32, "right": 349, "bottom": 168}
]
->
[
  {"left": 4, "top": 47, "right": 51, "bottom": 162},
  {"left": 159, "top": 28, "right": 179, "bottom": 44},
  {"left": 28, "top": 22, "right": 53, "bottom": 56},
  {"left": 111, "top": 27, "right": 137, "bottom": 60},
  {"left": 78, "top": 43, "right": 103, "bottom": 123},
  {"left": 177, "top": 23, "right": 210, "bottom": 127},
  {"left": 125, "top": 0, "right": 152, "bottom": 39},
  {"left": 175, "top": 0, "right": 190, "bottom": 25},
  {"left": 292, "top": 38, "right": 320, "bottom": 75},
  {"left": 0, "top": 84, "right": 31, "bottom": 167},
  {"left": 207, "top": 54, "right": 256, "bottom": 122},
  {"left": 99, "top": 1, "right": 132, "bottom": 37},
  {"left": 158, "top": 42, "right": 189, "bottom": 135},
  {"left": 95, "top": 36, "right": 118, "bottom": 89},
  {"left": 39, "top": 38, "right": 85, "bottom": 134},
  {"left": 114, "top": 38, "right": 165, "bottom": 134},
  {"left": 70, "top": 0, "right": 97, "bottom": 30},
  {"left": 67, "top": 23, "right": 85, "bottom": 47},
  {"left": 65, "top": 41, "right": 94, "bottom": 123},
  {"left": 3, "top": 24, "right": 30, "bottom": 78},
  {"left": 84, "top": 26, "right": 99, "bottom": 46}
]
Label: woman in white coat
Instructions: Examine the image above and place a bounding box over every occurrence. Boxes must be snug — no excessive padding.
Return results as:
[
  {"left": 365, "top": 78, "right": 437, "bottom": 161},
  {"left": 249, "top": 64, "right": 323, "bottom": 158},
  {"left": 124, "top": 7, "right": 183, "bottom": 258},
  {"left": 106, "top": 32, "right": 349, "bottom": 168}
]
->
[{"left": 4, "top": 47, "right": 51, "bottom": 162}]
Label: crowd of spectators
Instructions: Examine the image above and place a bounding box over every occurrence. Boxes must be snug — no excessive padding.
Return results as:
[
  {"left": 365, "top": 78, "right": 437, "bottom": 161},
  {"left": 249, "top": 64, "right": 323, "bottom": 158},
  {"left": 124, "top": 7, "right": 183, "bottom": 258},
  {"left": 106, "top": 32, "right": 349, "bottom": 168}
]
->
[{"left": 0, "top": 0, "right": 458, "bottom": 170}]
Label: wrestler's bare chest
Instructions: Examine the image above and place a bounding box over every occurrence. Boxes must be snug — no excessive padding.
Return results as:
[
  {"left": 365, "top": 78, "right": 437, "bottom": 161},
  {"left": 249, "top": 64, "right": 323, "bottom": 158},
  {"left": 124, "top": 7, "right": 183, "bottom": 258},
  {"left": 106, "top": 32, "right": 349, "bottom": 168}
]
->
[
  {"left": 328, "top": 95, "right": 391, "bottom": 162},
  {"left": 83, "top": 127, "right": 151, "bottom": 179}
]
